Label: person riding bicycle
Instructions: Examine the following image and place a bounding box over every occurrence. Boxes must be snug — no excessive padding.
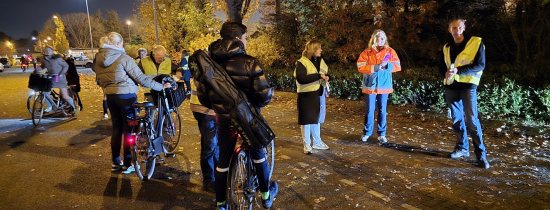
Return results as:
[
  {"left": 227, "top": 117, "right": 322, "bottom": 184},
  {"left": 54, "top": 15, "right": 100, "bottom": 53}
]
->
[
  {"left": 20, "top": 55, "right": 29, "bottom": 71},
  {"left": 195, "top": 22, "right": 278, "bottom": 210},
  {"left": 34, "top": 46, "right": 77, "bottom": 116},
  {"left": 93, "top": 32, "right": 171, "bottom": 174}
]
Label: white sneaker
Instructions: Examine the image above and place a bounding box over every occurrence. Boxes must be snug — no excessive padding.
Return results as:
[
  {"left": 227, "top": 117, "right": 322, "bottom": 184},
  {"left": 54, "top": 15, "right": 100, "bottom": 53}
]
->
[
  {"left": 303, "top": 145, "right": 312, "bottom": 154},
  {"left": 361, "top": 135, "right": 370, "bottom": 142},
  {"left": 378, "top": 136, "right": 388, "bottom": 144},
  {"left": 123, "top": 165, "right": 135, "bottom": 174},
  {"left": 312, "top": 141, "right": 329, "bottom": 150},
  {"left": 102, "top": 114, "right": 109, "bottom": 120}
]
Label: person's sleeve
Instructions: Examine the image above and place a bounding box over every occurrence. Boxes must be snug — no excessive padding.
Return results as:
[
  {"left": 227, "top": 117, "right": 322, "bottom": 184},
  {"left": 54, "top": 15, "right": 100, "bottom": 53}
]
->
[
  {"left": 357, "top": 49, "right": 379, "bottom": 74},
  {"left": 387, "top": 48, "right": 401, "bottom": 73},
  {"left": 295, "top": 62, "right": 321, "bottom": 84},
  {"left": 250, "top": 58, "right": 273, "bottom": 108},
  {"left": 458, "top": 41, "right": 485, "bottom": 75},
  {"left": 438, "top": 50, "right": 447, "bottom": 78},
  {"left": 124, "top": 57, "right": 163, "bottom": 91},
  {"left": 59, "top": 59, "right": 69, "bottom": 75}
]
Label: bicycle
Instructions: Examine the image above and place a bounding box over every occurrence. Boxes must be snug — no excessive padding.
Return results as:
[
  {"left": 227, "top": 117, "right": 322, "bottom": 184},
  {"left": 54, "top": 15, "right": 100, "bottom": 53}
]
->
[
  {"left": 227, "top": 137, "right": 275, "bottom": 210},
  {"left": 28, "top": 85, "right": 80, "bottom": 115},
  {"left": 29, "top": 74, "right": 79, "bottom": 125},
  {"left": 127, "top": 76, "right": 183, "bottom": 181}
]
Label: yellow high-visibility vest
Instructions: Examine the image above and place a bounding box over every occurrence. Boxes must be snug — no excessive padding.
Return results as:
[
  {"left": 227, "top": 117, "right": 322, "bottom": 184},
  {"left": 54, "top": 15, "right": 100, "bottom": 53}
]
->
[
  {"left": 444, "top": 36, "right": 483, "bottom": 85},
  {"left": 190, "top": 79, "right": 201, "bottom": 105},
  {"left": 141, "top": 56, "right": 172, "bottom": 93},
  {"left": 294, "top": 56, "right": 328, "bottom": 93}
]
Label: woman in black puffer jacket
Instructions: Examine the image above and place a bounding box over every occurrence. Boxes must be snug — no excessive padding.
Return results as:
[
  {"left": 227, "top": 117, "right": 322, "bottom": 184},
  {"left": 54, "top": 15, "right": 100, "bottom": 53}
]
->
[{"left": 196, "top": 22, "right": 278, "bottom": 210}]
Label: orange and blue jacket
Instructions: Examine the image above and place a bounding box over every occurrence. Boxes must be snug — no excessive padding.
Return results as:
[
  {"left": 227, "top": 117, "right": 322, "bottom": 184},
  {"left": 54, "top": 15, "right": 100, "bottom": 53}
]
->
[{"left": 357, "top": 46, "right": 401, "bottom": 94}]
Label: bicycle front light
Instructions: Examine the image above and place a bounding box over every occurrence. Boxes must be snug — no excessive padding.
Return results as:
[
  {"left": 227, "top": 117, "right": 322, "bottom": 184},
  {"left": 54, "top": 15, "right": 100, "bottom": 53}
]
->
[{"left": 29, "top": 90, "right": 35, "bottom": 96}]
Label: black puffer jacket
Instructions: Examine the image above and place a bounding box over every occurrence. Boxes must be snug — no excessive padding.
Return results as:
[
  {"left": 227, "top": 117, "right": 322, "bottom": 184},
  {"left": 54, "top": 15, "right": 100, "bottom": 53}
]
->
[{"left": 196, "top": 38, "right": 273, "bottom": 124}]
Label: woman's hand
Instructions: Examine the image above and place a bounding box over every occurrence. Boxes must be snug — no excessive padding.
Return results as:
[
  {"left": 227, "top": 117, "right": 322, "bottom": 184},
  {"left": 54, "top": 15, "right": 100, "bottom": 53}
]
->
[
  {"left": 320, "top": 74, "right": 329, "bottom": 82},
  {"left": 446, "top": 67, "right": 458, "bottom": 79}
]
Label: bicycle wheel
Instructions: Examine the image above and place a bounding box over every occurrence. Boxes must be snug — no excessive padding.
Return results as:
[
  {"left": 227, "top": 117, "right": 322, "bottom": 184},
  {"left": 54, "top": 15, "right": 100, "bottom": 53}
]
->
[
  {"left": 228, "top": 150, "right": 254, "bottom": 210},
  {"left": 27, "top": 91, "right": 39, "bottom": 114},
  {"left": 162, "top": 108, "right": 182, "bottom": 154},
  {"left": 264, "top": 141, "right": 275, "bottom": 180},
  {"left": 31, "top": 94, "right": 45, "bottom": 126},
  {"left": 132, "top": 123, "right": 156, "bottom": 181}
]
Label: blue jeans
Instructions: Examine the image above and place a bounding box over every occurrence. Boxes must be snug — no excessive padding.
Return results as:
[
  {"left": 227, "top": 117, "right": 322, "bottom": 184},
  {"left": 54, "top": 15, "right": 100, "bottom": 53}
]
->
[
  {"left": 183, "top": 70, "right": 191, "bottom": 93},
  {"left": 445, "top": 88, "right": 487, "bottom": 159},
  {"left": 193, "top": 112, "right": 219, "bottom": 182},
  {"left": 363, "top": 94, "right": 389, "bottom": 136},
  {"left": 106, "top": 94, "right": 137, "bottom": 166}
]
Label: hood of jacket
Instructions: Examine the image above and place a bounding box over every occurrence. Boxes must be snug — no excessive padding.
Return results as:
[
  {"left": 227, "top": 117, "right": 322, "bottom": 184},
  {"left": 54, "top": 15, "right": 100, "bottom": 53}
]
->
[
  {"left": 96, "top": 47, "right": 125, "bottom": 68},
  {"left": 208, "top": 39, "right": 246, "bottom": 63}
]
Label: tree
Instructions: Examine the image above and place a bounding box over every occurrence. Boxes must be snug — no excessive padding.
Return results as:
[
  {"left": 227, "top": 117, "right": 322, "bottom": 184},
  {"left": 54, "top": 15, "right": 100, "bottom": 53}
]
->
[
  {"left": 61, "top": 13, "right": 106, "bottom": 48},
  {"left": 213, "top": 0, "right": 260, "bottom": 23},
  {"left": 53, "top": 14, "right": 70, "bottom": 54}
]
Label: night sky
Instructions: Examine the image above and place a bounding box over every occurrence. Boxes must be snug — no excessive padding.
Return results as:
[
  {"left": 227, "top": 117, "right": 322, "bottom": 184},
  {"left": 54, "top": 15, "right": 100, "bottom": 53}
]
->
[{"left": 0, "top": 0, "right": 141, "bottom": 39}]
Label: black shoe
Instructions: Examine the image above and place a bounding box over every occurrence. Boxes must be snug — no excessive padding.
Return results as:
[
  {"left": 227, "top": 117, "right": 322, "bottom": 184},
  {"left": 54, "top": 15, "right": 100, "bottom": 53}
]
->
[
  {"left": 262, "top": 181, "right": 278, "bottom": 209},
  {"left": 478, "top": 158, "right": 490, "bottom": 169},
  {"left": 450, "top": 149, "right": 470, "bottom": 158},
  {"left": 217, "top": 204, "right": 228, "bottom": 210}
]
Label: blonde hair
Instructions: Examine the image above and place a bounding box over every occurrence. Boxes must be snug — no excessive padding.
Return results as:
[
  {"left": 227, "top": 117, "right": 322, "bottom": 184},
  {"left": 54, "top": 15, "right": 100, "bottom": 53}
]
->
[
  {"left": 368, "top": 29, "right": 389, "bottom": 49},
  {"left": 302, "top": 40, "right": 321, "bottom": 58},
  {"left": 100, "top": 32, "right": 123, "bottom": 46}
]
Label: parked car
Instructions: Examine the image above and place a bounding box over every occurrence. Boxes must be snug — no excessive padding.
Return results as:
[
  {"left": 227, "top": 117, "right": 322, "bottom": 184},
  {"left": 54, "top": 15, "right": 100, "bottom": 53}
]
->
[
  {"left": 0, "top": 61, "right": 3, "bottom": 72},
  {"left": 73, "top": 56, "right": 93, "bottom": 68},
  {"left": 0, "top": 58, "right": 10, "bottom": 68}
]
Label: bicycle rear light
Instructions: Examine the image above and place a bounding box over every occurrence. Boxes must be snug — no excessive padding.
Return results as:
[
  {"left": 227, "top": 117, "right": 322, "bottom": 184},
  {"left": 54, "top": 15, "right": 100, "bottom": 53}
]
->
[
  {"left": 127, "top": 134, "right": 136, "bottom": 144},
  {"left": 128, "top": 120, "right": 139, "bottom": 126}
]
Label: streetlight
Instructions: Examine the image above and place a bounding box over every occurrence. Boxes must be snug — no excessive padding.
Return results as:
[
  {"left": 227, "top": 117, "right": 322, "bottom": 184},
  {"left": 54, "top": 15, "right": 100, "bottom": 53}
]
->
[
  {"left": 126, "top": 20, "right": 131, "bottom": 43},
  {"left": 32, "top": 36, "right": 43, "bottom": 52},
  {"left": 47, "top": 37, "right": 55, "bottom": 49},
  {"left": 85, "top": 0, "right": 94, "bottom": 59},
  {"left": 153, "top": 0, "right": 159, "bottom": 45}
]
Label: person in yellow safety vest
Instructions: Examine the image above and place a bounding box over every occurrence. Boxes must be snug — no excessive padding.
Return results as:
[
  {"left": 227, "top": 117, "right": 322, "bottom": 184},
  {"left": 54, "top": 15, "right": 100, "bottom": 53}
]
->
[
  {"left": 294, "top": 40, "right": 330, "bottom": 154},
  {"left": 190, "top": 78, "right": 219, "bottom": 193},
  {"left": 138, "top": 45, "right": 179, "bottom": 120},
  {"left": 179, "top": 50, "right": 192, "bottom": 95},
  {"left": 439, "top": 18, "right": 489, "bottom": 169}
]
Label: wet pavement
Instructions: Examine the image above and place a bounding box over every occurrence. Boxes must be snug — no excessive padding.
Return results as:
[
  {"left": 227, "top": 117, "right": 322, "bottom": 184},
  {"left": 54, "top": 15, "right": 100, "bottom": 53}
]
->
[{"left": 0, "top": 66, "right": 549, "bottom": 209}]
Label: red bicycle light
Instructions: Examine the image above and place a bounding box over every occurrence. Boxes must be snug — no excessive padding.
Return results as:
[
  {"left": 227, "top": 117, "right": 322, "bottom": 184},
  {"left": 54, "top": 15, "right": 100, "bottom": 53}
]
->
[
  {"left": 128, "top": 120, "right": 139, "bottom": 126},
  {"left": 127, "top": 135, "right": 135, "bottom": 144}
]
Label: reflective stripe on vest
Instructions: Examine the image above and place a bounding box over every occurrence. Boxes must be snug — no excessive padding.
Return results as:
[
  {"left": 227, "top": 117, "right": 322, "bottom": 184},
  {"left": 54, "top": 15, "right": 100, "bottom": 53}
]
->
[
  {"left": 182, "top": 56, "right": 189, "bottom": 71},
  {"left": 294, "top": 57, "right": 328, "bottom": 93},
  {"left": 443, "top": 36, "right": 483, "bottom": 85},
  {"left": 141, "top": 57, "right": 172, "bottom": 93},
  {"left": 190, "top": 79, "right": 201, "bottom": 105}
]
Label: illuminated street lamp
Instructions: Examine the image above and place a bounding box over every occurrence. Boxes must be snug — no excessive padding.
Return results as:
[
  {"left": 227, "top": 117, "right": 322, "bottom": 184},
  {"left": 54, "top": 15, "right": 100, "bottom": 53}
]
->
[
  {"left": 126, "top": 20, "right": 131, "bottom": 43},
  {"left": 32, "top": 36, "right": 43, "bottom": 52},
  {"left": 47, "top": 37, "right": 55, "bottom": 49},
  {"left": 7, "top": 41, "right": 12, "bottom": 46}
]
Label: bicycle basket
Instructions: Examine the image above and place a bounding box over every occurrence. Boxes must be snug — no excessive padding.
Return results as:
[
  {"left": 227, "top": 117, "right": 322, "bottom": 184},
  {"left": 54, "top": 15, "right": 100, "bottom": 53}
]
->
[
  {"left": 151, "top": 75, "right": 186, "bottom": 108},
  {"left": 28, "top": 74, "right": 52, "bottom": 91}
]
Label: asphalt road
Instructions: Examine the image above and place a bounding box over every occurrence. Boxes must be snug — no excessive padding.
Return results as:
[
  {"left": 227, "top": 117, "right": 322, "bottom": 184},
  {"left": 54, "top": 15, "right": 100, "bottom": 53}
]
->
[{"left": 1, "top": 66, "right": 549, "bottom": 210}]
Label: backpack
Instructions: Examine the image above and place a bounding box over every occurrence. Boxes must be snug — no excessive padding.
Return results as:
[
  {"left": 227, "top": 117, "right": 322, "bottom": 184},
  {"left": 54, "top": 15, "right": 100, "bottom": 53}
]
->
[{"left": 189, "top": 49, "right": 275, "bottom": 149}]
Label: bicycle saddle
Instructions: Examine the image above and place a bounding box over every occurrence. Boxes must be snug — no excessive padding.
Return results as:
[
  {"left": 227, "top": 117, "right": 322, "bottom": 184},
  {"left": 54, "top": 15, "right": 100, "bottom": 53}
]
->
[{"left": 133, "top": 102, "right": 155, "bottom": 108}]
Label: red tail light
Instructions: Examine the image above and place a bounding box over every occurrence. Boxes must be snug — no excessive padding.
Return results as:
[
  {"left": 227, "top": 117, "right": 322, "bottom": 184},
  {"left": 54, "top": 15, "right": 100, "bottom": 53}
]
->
[
  {"left": 127, "top": 135, "right": 135, "bottom": 144},
  {"left": 128, "top": 120, "right": 139, "bottom": 126}
]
